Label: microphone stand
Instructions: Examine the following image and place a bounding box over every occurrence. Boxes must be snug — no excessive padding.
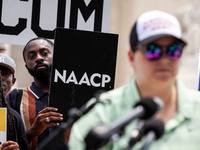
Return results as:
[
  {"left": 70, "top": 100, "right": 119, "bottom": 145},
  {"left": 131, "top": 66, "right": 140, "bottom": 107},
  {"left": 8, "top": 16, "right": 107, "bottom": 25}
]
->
[
  {"left": 38, "top": 90, "right": 105, "bottom": 150},
  {"left": 140, "top": 131, "right": 155, "bottom": 150},
  {"left": 123, "top": 120, "right": 145, "bottom": 150}
]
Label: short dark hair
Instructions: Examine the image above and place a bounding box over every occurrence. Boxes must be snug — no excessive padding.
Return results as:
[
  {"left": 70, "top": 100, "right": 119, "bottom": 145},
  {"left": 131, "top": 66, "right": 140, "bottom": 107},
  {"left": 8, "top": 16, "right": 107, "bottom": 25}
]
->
[{"left": 23, "top": 37, "right": 54, "bottom": 62}]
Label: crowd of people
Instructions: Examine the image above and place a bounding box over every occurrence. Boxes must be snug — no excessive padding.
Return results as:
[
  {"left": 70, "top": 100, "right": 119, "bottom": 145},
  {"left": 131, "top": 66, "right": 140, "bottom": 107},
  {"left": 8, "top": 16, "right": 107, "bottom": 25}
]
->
[{"left": 1, "top": 9, "right": 200, "bottom": 150}]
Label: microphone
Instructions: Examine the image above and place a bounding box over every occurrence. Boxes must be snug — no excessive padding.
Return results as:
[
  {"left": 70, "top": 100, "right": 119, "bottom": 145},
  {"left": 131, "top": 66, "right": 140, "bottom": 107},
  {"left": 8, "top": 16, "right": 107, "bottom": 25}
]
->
[
  {"left": 125, "top": 118, "right": 164, "bottom": 150},
  {"left": 140, "top": 118, "right": 164, "bottom": 150},
  {"left": 85, "top": 97, "right": 163, "bottom": 149}
]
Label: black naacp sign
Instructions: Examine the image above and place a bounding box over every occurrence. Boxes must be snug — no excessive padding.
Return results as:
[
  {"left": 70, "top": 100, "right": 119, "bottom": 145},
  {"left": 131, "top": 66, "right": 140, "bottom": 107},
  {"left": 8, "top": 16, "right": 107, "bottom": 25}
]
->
[{"left": 49, "top": 28, "right": 118, "bottom": 122}]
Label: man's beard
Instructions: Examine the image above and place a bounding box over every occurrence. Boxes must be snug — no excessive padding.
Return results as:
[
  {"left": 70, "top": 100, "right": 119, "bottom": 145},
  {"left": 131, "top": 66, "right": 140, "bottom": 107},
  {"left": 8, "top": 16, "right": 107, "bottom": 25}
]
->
[{"left": 27, "top": 62, "right": 52, "bottom": 80}]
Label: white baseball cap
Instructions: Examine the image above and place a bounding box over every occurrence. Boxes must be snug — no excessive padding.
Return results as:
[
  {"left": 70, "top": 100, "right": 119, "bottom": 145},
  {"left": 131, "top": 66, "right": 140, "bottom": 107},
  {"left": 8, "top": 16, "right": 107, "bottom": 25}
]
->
[
  {"left": 130, "top": 10, "right": 186, "bottom": 49},
  {"left": 0, "top": 53, "right": 16, "bottom": 74}
]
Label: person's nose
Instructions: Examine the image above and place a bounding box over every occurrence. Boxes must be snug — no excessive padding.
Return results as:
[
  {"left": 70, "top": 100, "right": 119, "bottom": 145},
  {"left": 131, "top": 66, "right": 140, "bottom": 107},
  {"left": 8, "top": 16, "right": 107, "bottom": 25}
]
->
[
  {"left": 36, "top": 53, "right": 44, "bottom": 63},
  {"left": 158, "top": 49, "right": 170, "bottom": 63}
]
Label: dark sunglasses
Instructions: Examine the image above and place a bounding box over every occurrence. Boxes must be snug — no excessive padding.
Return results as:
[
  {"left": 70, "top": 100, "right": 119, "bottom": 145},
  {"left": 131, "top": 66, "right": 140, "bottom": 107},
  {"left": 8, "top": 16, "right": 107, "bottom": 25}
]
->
[{"left": 135, "top": 43, "right": 185, "bottom": 61}]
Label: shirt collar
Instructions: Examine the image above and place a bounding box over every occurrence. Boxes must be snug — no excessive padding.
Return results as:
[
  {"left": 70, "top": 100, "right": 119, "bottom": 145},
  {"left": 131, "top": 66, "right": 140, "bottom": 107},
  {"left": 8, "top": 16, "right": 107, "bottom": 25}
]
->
[
  {"left": 176, "top": 79, "right": 193, "bottom": 119},
  {"left": 130, "top": 77, "right": 193, "bottom": 119},
  {"left": 165, "top": 79, "right": 192, "bottom": 132},
  {"left": 29, "top": 82, "right": 49, "bottom": 99},
  {"left": 130, "top": 77, "right": 192, "bottom": 132}
]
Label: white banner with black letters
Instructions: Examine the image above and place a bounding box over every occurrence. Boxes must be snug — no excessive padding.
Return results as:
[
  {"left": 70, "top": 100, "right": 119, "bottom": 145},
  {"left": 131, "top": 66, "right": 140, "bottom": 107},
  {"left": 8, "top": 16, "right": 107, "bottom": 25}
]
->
[{"left": 0, "top": 0, "right": 111, "bottom": 45}]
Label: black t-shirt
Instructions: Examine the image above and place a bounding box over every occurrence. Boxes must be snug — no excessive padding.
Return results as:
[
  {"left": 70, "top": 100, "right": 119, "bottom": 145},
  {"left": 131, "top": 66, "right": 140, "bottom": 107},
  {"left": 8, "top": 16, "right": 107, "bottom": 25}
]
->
[{"left": 11, "top": 108, "right": 30, "bottom": 150}]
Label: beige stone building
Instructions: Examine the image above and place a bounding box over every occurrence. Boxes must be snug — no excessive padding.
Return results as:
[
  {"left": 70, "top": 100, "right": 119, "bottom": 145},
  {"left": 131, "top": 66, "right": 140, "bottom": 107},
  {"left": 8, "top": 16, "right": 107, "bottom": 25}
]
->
[{"left": 1, "top": 0, "right": 200, "bottom": 90}]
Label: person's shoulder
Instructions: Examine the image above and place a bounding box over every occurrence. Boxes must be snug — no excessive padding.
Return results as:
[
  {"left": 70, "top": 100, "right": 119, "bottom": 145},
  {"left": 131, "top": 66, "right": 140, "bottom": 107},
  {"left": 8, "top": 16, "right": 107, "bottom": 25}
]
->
[
  {"left": 184, "top": 88, "right": 200, "bottom": 104},
  {"left": 177, "top": 80, "right": 200, "bottom": 96},
  {"left": 11, "top": 108, "right": 20, "bottom": 117},
  {"left": 186, "top": 88, "right": 200, "bottom": 96},
  {"left": 177, "top": 80, "right": 200, "bottom": 109},
  {"left": 10, "top": 108, "right": 22, "bottom": 125},
  {"left": 6, "top": 88, "right": 18, "bottom": 105},
  {"left": 6, "top": 88, "right": 18, "bottom": 97},
  {"left": 87, "top": 84, "right": 137, "bottom": 119},
  {"left": 180, "top": 84, "right": 200, "bottom": 101},
  {"left": 100, "top": 85, "right": 129, "bottom": 100},
  {"left": 6, "top": 88, "right": 25, "bottom": 109},
  {"left": 99, "top": 80, "right": 138, "bottom": 107}
]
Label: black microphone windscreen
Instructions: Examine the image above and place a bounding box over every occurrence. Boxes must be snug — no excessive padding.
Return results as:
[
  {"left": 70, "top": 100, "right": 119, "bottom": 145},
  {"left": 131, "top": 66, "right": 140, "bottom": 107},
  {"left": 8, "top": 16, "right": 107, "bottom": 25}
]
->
[
  {"left": 134, "top": 97, "right": 163, "bottom": 119},
  {"left": 134, "top": 97, "right": 156, "bottom": 119},
  {"left": 144, "top": 118, "right": 164, "bottom": 139},
  {"left": 85, "top": 125, "right": 110, "bottom": 149}
]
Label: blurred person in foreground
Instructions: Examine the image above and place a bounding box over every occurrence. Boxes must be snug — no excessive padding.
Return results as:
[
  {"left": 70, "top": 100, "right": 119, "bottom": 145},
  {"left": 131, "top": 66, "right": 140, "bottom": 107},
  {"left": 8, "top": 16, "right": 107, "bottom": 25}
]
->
[
  {"left": 0, "top": 53, "right": 29, "bottom": 150},
  {"left": 68, "top": 10, "right": 200, "bottom": 150}
]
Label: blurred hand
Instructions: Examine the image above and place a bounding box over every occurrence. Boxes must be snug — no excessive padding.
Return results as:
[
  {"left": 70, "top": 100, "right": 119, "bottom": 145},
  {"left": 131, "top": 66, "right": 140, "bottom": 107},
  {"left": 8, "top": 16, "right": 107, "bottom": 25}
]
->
[{"left": 1, "top": 141, "right": 19, "bottom": 150}]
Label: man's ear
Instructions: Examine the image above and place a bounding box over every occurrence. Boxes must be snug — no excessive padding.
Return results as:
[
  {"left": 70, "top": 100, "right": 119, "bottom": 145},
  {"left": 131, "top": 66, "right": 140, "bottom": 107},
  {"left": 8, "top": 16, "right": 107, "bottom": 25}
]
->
[
  {"left": 128, "top": 50, "right": 135, "bottom": 66},
  {"left": 12, "top": 77, "right": 16, "bottom": 86},
  {"left": 25, "top": 64, "right": 28, "bottom": 70}
]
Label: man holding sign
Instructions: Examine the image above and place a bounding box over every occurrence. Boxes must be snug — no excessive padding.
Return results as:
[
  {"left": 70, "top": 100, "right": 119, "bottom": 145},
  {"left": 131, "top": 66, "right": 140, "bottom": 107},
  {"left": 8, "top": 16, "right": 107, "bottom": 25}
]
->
[{"left": 6, "top": 38, "right": 64, "bottom": 150}]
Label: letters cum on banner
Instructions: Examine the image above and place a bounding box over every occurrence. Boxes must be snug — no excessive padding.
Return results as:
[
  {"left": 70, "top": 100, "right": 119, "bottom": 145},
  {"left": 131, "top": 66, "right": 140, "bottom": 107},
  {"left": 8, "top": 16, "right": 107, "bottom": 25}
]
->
[{"left": 0, "top": 0, "right": 111, "bottom": 45}]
